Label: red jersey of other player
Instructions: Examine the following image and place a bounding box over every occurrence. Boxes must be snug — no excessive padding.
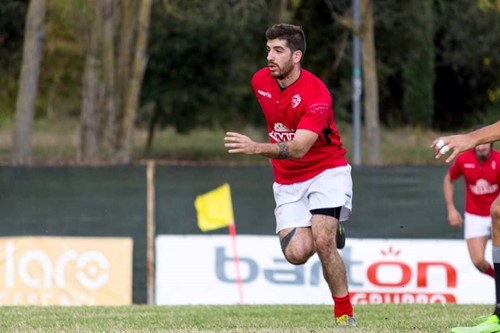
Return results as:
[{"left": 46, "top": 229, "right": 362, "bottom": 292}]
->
[{"left": 449, "top": 149, "right": 500, "bottom": 216}]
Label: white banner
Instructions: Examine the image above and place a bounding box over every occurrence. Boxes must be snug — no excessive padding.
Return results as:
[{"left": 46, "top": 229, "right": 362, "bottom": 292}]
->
[{"left": 155, "top": 235, "right": 494, "bottom": 305}]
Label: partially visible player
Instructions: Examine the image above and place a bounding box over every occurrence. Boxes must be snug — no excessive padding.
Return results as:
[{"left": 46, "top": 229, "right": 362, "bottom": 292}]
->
[
  {"left": 432, "top": 121, "right": 500, "bottom": 333},
  {"left": 443, "top": 134, "right": 499, "bottom": 278}
]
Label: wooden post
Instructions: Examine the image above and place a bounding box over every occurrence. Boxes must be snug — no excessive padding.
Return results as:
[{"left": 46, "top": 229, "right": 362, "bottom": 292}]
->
[{"left": 146, "top": 160, "right": 155, "bottom": 304}]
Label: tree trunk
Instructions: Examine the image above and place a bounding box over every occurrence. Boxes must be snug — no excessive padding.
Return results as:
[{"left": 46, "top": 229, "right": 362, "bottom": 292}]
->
[
  {"left": 114, "top": 0, "right": 135, "bottom": 157},
  {"left": 102, "top": 0, "right": 118, "bottom": 156},
  {"left": 325, "top": 0, "right": 381, "bottom": 165},
  {"left": 79, "top": 51, "right": 102, "bottom": 162},
  {"left": 12, "top": 0, "right": 47, "bottom": 165},
  {"left": 79, "top": 60, "right": 102, "bottom": 163},
  {"left": 359, "top": 0, "right": 381, "bottom": 165},
  {"left": 79, "top": 2, "right": 103, "bottom": 163},
  {"left": 116, "top": 0, "right": 152, "bottom": 163}
]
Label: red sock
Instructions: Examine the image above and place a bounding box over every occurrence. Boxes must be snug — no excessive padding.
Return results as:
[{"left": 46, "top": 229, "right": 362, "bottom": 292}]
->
[
  {"left": 332, "top": 294, "right": 353, "bottom": 317},
  {"left": 485, "top": 264, "right": 495, "bottom": 278}
]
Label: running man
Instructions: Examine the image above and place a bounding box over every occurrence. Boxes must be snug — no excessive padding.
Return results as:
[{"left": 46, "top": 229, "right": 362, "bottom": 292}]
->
[{"left": 225, "top": 23, "right": 355, "bottom": 327}]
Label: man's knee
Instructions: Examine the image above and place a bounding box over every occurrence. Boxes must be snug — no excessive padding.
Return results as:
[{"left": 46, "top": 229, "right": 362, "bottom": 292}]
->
[
  {"left": 279, "top": 229, "right": 315, "bottom": 264},
  {"left": 314, "top": 232, "right": 334, "bottom": 255},
  {"left": 284, "top": 247, "right": 313, "bottom": 265}
]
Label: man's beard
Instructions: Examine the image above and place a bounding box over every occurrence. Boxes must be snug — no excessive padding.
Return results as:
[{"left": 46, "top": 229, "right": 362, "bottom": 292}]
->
[
  {"left": 476, "top": 149, "right": 490, "bottom": 162},
  {"left": 271, "top": 60, "right": 294, "bottom": 80}
]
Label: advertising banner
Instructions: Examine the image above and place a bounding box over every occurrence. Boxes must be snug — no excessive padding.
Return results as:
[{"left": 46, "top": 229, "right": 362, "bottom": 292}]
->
[
  {"left": 156, "top": 235, "right": 494, "bottom": 305},
  {"left": 0, "top": 237, "right": 133, "bottom": 305}
]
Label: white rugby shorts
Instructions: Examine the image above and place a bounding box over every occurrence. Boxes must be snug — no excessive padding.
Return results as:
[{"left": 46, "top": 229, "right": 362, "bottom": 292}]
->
[
  {"left": 464, "top": 212, "right": 492, "bottom": 239},
  {"left": 272, "top": 165, "right": 353, "bottom": 233}
]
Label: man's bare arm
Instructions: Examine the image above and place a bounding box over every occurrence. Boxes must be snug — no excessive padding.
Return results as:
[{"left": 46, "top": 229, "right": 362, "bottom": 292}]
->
[
  {"left": 224, "top": 129, "right": 318, "bottom": 159},
  {"left": 431, "top": 121, "right": 500, "bottom": 163},
  {"left": 469, "top": 121, "right": 500, "bottom": 146}
]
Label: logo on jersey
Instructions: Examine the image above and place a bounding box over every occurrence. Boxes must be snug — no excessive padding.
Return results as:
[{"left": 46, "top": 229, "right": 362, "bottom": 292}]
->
[
  {"left": 269, "top": 123, "right": 294, "bottom": 142},
  {"left": 291, "top": 94, "right": 302, "bottom": 108},
  {"left": 257, "top": 90, "right": 272, "bottom": 98},
  {"left": 470, "top": 178, "right": 499, "bottom": 195}
]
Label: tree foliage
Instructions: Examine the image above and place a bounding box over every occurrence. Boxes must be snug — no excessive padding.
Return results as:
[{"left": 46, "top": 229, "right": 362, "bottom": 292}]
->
[
  {"left": 434, "top": 0, "right": 500, "bottom": 128},
  {"left": 401, "top": 0, "right": 435, "bottom": 127},
  {"left": 3, "top": 0, "right": 500, "bottom": 163},
  {"left": 142, "top": 0, "right": 269, "bottom": 136},
  {"left": 0, "top": 0, "right": 29, "bottom": 122}
]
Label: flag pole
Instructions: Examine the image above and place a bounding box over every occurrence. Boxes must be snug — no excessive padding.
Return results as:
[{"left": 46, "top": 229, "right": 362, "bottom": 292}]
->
[{"left": 228, "top": 223, "right": 244, "bottom": 305}]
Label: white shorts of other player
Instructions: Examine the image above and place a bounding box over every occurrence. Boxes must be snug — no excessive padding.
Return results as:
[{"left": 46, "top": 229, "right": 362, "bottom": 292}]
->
[
  {"left": 464, "top": 212, "right": 492, "bottom": 239},
  {"left": 272, "top": 165, "right": 353, "bottom": 233}
]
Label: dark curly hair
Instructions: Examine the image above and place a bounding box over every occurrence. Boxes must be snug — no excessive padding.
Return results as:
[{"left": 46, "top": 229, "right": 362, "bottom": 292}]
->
[{"left": 265, "top": 24, "right": 306, "bottom": 63}]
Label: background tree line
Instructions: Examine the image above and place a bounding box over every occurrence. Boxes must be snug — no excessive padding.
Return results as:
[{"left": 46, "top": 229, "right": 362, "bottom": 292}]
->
[{"left": 0, "top": 0, "right": 499, "bottom": 165}]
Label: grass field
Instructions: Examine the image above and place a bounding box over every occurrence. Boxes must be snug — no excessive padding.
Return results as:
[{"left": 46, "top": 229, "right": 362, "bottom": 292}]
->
[{"left": 0, "top": 304, "right": 493, "bottom": 332}]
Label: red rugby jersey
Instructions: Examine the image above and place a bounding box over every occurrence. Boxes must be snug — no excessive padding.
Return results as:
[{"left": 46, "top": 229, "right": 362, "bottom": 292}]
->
[
  {"left": 251, "top": 67, "right": 347, "bottom": 184},
  {"left": 448, "top": 149, "right": 500, "bottom": 216}
]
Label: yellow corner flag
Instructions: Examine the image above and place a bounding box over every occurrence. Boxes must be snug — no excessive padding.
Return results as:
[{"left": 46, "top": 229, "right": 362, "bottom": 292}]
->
[{"left": 195, "top": 183, "right": 235, "bottom": 232}]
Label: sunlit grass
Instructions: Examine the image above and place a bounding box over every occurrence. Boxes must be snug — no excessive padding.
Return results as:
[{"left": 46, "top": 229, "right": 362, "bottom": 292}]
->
[{"left": 0, "top": 304, "right": 492, "bottom": 333}]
